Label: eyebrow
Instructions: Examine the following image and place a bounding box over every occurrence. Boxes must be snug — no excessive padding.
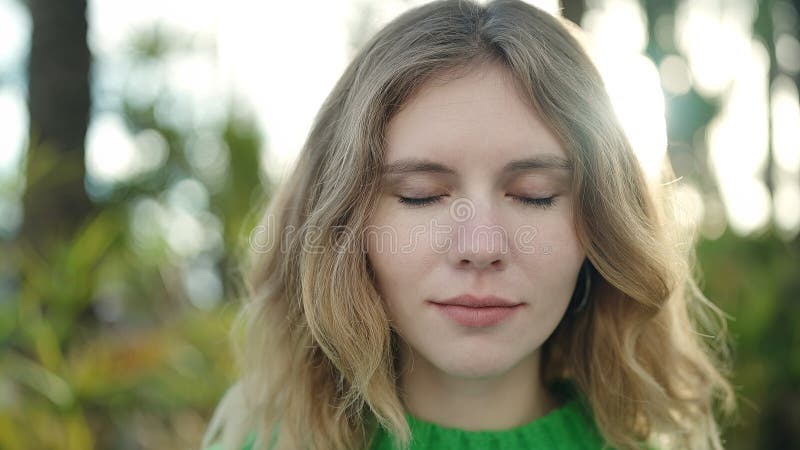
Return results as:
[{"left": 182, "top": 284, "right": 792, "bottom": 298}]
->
[{"left": 382, "top": 155, "right": 573, "bottom": 176}]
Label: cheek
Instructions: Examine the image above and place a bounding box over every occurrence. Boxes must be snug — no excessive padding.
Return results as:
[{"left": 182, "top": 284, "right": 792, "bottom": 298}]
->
[
  {"left": 510, "top": 212, "right": 584, "bottom": 291},
  {"left": 509, "top": 197, "right": 582, "bottom": 256},
  {"left": 367, "top": 241, "right": 429, "bottom": 333},
  {"left": 365, "top": 207, "right": 435, "bottom": 302}
]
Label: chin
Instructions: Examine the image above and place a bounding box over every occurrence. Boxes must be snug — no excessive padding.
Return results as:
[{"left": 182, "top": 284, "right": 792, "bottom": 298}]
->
[{"left": 432, "top": 351, "right": 521, "bottom": 379}]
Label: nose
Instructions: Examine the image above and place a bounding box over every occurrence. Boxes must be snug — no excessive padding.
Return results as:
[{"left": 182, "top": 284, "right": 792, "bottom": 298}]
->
[{"left": 447, "top": 196, "right": 507, "bottom": 271}]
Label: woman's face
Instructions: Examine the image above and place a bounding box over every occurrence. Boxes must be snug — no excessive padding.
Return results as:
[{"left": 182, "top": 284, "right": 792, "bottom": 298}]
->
[{"left": 365, "top": 61, "right": 585, "bottom": 379}]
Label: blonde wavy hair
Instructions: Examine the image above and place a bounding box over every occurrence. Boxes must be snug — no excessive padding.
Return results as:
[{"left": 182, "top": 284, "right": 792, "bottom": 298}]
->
[{"left": 202, "top": 1, "right": 738, "bottom": 449}]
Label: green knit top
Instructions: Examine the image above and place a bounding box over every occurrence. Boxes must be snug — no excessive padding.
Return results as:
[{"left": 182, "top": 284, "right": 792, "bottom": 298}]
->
[
  {"left": 369, "top": 395, "right": 610, "bottom": 450},
  {"left": 204, "top": 382, "right": 660, "bottom": 450}
]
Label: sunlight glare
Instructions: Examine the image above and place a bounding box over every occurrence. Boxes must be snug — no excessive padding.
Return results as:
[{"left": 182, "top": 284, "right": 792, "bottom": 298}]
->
[{"left": 707, "top": 39, "right": 771, "bottom": 235}]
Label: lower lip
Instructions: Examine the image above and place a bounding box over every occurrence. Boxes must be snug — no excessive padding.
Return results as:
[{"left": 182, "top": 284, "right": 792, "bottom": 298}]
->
[{"left": 432, "top": 303, "right": 524, "bottom": 327}]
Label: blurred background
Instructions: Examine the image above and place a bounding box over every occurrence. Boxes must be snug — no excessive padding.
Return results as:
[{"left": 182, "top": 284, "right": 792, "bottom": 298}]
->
[{"left": 0, "top": 0, "right": 797, "bottom": 448}]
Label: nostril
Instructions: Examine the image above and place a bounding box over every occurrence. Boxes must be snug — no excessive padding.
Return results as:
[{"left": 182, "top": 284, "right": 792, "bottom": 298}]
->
[{"left": 459, "top": 258, "right": 504, "bottom": 270}]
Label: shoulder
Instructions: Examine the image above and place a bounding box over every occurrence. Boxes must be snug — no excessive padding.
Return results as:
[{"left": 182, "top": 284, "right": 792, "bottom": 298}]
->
[{"left": 203, "top": 432, "right": 257, "bottom": 450}]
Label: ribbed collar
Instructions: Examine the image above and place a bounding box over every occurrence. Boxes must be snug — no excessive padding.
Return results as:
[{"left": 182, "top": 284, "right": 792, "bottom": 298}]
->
[{"left": 370, "top": 395, "right": 608, "bottom": 450}]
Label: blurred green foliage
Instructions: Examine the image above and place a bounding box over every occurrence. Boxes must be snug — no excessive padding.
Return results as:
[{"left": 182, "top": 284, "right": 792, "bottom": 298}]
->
[
  {"left": 695, "top": 227, "right": 800, "bottom": 450},
  {"left": 0, "top": 22, "right": 270, "bottom": 449}
]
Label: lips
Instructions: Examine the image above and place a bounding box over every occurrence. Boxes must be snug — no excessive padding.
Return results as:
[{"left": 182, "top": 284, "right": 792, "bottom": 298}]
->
[
  {"left": 432, "top": 294, "right": 523, "bottom": 308},
  {"left": 430, "top": 295, "right": 524, "bottom": 327}
]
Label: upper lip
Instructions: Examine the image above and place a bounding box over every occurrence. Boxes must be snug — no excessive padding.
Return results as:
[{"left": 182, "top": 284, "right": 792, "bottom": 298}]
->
[{"left": 432, "top": 294, "right": 522, "bottom": 308}]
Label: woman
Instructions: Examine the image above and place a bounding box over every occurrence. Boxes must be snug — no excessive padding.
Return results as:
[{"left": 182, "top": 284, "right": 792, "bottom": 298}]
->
[{"left": 202, "top": 1, "right": 737, "bottom": 449}]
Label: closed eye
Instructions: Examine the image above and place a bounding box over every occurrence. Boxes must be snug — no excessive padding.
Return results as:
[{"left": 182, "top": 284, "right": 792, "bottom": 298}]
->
[
  {"left": 508, "top": 195, "right": 557, "bottom": 209},
  {"left": 396, "top": 195, "right": 557, "bottom": 209},
  {"left": 397, "top": 195, "right": 445, "bottom": 207}
]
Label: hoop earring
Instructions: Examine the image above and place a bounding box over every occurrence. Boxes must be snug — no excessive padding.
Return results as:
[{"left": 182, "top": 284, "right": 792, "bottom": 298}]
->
[{"left": 569, "top": 261, "right": 592, "bottom": 315}]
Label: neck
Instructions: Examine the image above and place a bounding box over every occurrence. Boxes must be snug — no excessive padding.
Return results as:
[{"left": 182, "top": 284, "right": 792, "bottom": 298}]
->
[{"left": 396, "top": 345, "right": 561, "bottom": 430}]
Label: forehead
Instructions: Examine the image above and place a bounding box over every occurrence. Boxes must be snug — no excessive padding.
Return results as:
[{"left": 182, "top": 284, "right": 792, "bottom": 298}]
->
[{"left": 384, "top": 61, "right": 568, "bottom": 172}]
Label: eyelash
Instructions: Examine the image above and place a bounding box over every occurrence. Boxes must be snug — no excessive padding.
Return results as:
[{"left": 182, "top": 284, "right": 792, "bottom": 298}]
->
[{"left": 397, "top": 195, "right": 557, "bottom": 209}]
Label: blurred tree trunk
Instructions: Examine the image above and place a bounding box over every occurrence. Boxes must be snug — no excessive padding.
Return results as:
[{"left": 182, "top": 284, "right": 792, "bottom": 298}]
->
[
  {"left": 560, "top": 0, "right": 585, "bottom": 26},
  {"left": 23, "top": 0, "right": 93, "bottom": 244}
]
